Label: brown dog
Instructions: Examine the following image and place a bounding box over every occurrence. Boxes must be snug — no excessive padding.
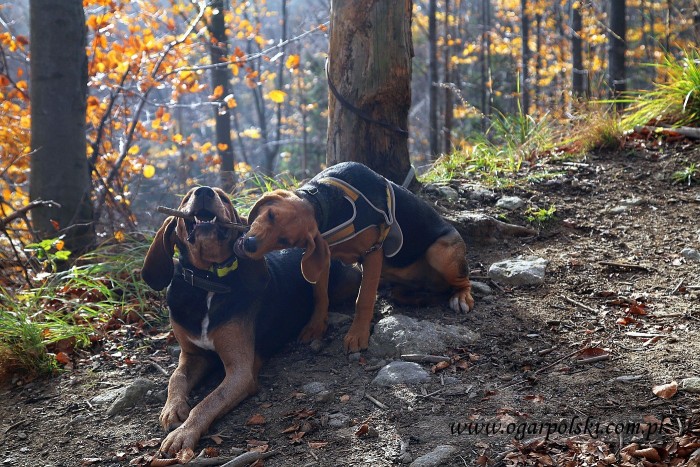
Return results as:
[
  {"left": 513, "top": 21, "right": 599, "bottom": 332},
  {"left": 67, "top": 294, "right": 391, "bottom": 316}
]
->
[
  {"left": 142, "top": 186, "right": 359, "bottom": 454},
  {"left": 236, "top": 162, "right": 474, "bottom": 353}
]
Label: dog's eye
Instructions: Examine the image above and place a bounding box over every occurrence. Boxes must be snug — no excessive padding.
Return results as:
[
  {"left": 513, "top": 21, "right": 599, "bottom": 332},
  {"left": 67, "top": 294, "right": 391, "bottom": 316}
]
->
[
  {"left": 278, "top": 237, "right": 290, "bottom": 247},
  {"left": 267, "top": 210, "right": 275, "bottom": 223}
]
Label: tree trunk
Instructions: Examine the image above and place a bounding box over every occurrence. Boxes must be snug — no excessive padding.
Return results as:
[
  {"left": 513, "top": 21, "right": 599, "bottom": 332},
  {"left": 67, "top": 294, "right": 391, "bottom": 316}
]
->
[
  {"left": 534, "top": 12, "right": 542, "bottom": 112},
  {"left": 480, "top": 0, "right": 492, "bottom": 130},
  {"left": 520, "top": 0, "right": 530, "bottom": 115},
  {"left": 571, "top": 2, "right": 585, "bottom": 99},
  {"left": 443, "top": 0, "right": 454, "bottom": 155},
  {"left": 208, "top": 0, "right": 236, "bottom": 192},
  {"left": 29, "top": 0, "right": 95, "bottom": 252},
  {"left": 327, "top": 0, "right": 412, "bottom": 185},
  {"left": 608, "top": 0, "right": 626, "bottom": 110},
  {"left": 428, "top": 0, "right": 439, "bottom": 157}
]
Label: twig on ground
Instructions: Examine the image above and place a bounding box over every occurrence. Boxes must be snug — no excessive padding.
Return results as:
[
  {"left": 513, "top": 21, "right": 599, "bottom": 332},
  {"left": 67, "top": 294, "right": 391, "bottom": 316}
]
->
[
  {"left": 575, "top": 355, "right": 610, "bottom": 365},
  {"left": 562, "top": 295, "right": 598, "bottom": 314},
  {"left": 219, "top": 450, "right": 277, "bottom": 467},
  {"left": 364, "top": 393, "right": 388, "bottom": 410},
  {"left": 599, "top": 261, "right": 651, "bottom": 272},
  {"left": 669, "top": 278, "right": 685, "bottom": 295},
  {"left": 401, "top": 354, "right": 450, "bottom": 364},
  {"left": 148, "top": 358, "right": 170, "bottom": 377}
]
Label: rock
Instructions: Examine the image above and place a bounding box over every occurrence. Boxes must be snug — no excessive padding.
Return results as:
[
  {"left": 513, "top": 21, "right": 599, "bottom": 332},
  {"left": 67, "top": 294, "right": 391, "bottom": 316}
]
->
[
  {"left": 369, "top": 314, "right": 478, "bottom": 358},
  {"left": 621, "top": 197, "right": 644, "bottom": 206},
  {"left": 328, "top": 412, "right": 350, "bottom": 428},
  {"left": 107, "top": 378, "right": 156, "bottom": 416},
  {"left": 302, "top": 382, "right": 326, "bottom": 395},
  {"left": 315, "top": 390, "right": 333, "bottom": 403},
  {"left": 496, "top": 196, "right": 525, "bottom": 211},
  {"left": 167, "top": 345, "right": 181, "bottom": 358},
  {"left": 680, "top": 377, "right": 700, "bottom": 393},
  {"left": 372, "top": 361, "right": 430, "bottom": 386},
  {"left": 410, "top": 445, "right": 457, "bottom": 467},
  {"left": 680, "top": 248, "right": 700, "bottom": 261},
  {"left": 470, "top": 280, "right": 493, "bottom": 296},
  {"left": 436, "top": 186, "right": 459, "bottom": 202},
  {"left": 608, "top": 205, "right": 629, "bottom": 214},
  {"left": 90, "top": 387, "right": 124, "bottom": 406},
  {"left": 465, "top": 186, "right": 497, "bottom": 202},
  {"left": 488, "top": 257, "right": 548, "bottom": 286}
]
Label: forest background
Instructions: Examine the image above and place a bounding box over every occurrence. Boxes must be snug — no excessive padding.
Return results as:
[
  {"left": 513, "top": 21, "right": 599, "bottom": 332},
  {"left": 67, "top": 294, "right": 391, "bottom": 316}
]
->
[{"left": 0, "top": 0, "right": 699, "bottom": 374}]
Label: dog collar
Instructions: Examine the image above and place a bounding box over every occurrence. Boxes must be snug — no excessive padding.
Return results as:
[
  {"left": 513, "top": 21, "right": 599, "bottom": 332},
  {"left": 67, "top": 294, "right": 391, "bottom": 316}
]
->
[{"left": 176, "top": 256, "right": 238, "bottom": 294}]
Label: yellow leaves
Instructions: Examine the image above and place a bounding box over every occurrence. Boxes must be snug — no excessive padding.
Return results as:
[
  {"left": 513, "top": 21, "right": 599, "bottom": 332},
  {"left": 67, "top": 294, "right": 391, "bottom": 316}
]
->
[
  {"left": 285, "top": 54, "right": 300, "bottom": 70},
  {"left": 224, "top": 94, "right": 237, "bottom": 108},
  {"left": 142, "top": 164, "right": 156, "bottom": 179},
  {"left": 241, "top": 128, "right": 261, "bottom": 139},
  {"left": 267, "top": 90, "right": 286, "bottom": 104},
  {"left": 210, "top": 84, "right": 224, "bottom": 100},
  {"left": 217, "top": 143, "right": 229, "bottom": 151},
  {"left": 128, "top": 145, "right": 140, "bottom": 155}
]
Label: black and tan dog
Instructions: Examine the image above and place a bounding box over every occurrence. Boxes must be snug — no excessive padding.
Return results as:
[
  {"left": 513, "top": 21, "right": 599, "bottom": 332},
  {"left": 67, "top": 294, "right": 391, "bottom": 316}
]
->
[
  {"left": 142, "top": 186, "right": 358, "bottom": 454},
  {"left": 236, "top": 162, "right": 474, "bottom": 353}
]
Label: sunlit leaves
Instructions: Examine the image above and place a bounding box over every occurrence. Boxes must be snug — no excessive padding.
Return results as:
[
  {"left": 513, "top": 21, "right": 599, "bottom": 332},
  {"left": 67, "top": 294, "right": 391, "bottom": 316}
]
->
[{"left": 267, "top": 89, "right": 287, "bottom": 103}]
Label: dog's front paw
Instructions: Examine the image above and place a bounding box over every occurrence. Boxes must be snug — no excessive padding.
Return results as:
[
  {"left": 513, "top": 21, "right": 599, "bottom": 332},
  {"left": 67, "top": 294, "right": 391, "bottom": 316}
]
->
[
  {"left": 299, "top": 317, "right": 328, "bottom": 343},
  {"left": 159, "top": 424, "right": 200, "bottom": 455},
  {"left": 449, "top": 289, "right": 474, "bottom": 313},
  {"left": 343, "top": 325, "right": 370, "bottom": 353},
  {"left": 160, "top": 399, "right": 190, "bottom": 432}
]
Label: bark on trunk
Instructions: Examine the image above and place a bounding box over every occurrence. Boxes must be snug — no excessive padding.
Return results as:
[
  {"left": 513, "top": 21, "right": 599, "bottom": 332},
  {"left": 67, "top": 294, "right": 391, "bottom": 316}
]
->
[
  {"left": 571, "top": 3, "right": 585, "bottom": 99},
  {"left": 327, "top": 0, "right": 412, "bottom": 185},
  {"left": 29, "top": 0, "right": 95, "bottom": 252},
  {"left": 608, "top": 0, "right": 626, "bottom": 110},
  {"left": 520, "top": 0, "right": 530, "bottom": 115},
  {"left": 208, "top": 0, "right": 236, "bottom": 192}
]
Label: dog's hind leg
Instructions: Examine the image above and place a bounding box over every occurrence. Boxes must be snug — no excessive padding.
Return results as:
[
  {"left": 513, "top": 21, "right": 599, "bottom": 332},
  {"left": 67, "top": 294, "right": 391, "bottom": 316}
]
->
[{"left": 425, "top": 231, "right": 474, "bottom": 313}]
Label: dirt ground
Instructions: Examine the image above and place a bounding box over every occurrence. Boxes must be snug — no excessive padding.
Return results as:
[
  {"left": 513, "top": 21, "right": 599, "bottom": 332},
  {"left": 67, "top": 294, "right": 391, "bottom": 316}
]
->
[{"left": 2, "top": 141, "right": 700, "bottom": 467}]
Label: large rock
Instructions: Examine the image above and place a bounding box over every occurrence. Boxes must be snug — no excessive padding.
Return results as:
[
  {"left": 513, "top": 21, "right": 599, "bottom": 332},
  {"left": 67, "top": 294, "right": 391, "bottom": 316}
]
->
[
  {"left": 372, "top": 361, "right": 430, "bottom": 387},
  {"left": 369, "top": 314, "right": 478, "bottom": 358},
  {"left": 410, "top": 445, "right": 457, "bottom": 467},
  {"left": 496, "top": 196, "right": 525, "bottom": 211},
  {"left": 107, "top": 378, "right": 157, "bottom": 416},
  {"left": 488, "top": 257, "right": 548, "bottom": 286}
]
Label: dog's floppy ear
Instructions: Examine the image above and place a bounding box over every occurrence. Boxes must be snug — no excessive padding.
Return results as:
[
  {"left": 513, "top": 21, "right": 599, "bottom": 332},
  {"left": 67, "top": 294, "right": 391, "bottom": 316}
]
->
[
  {"left": 248, "top": 190, "right": 293, "bottom": 223},
  {"left": 142, "top": 216, "right": 177, "bottom": 291},
  {"left": 300, "top": 230, "right": 330, "bottom": 284}
]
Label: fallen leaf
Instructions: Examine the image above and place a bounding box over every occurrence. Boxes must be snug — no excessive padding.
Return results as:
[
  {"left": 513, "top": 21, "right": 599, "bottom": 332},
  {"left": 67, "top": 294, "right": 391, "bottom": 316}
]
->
[
  {"left": 355, "top": 424, "right": 369, "bottom": 437},
  {"left": 209, "top": 435, "right": 223, "bottom": 445},
  {"left": 577, "top": 347, "right": 609, "bottom": 359},
  {"left": 431, "top": 361, "right": 451, "bottom": 373},
  {"left": 308, "top": 441, "right": 328, "bottom": 449},
  {"left": 616, "top": 316, "right": 636, "bottom": 326},
  {"left": 55, "top": 352, "right": 71, "bottom": 365},
  {"left": 633, "top": 447, "right": 661, "bottom": 462},
  {"left": 289, "top": 431, "right": 306, "bottom": 444},
  {"left": 245, "top": 413, "right": 266, "bottom": 425},
  {"left": 652, "top": 381, "right": 678, "bottom": 399},
  {"left": 281, "top": 423, "right": 300, "bottom": 434},
  {"left": 339, "top": 394, "right": 350, "bottom": 403}
]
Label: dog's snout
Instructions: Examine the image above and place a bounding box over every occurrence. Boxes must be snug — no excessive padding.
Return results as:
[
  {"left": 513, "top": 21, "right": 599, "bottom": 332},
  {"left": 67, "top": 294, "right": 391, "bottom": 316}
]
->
[
  {"left": 243, "top": 236, "right": 257, "bottom": 253},
  {"left": 194, "top": 186, "right": 215, "bottom": 199}
]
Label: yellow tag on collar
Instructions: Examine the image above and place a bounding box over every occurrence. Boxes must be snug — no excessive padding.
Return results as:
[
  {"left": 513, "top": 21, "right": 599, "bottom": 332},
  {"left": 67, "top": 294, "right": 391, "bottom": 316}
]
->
[{"left": 210, "top": 258, "right": 238, "bottom": 278}]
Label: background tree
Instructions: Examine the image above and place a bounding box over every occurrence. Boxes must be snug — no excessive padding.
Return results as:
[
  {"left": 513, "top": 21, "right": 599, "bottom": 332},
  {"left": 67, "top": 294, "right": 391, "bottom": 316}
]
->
[
  {"left": 429, "top": 0, "right": 439, "bottom": 156},
  {"left": 29, "top": 0, "right": 94, "bottom": 252},
  {"left": 608, "top": 0, "right": 626, "bottom": 110},
  {"left": 326, "top": 0, "right": 413, "bottom": 185},
  {"left": 521, "top": 0, "right": 531, "bottom": 114},
  {"left": 207, "top": 0, "right": 236, "bottom": 192},
  {"left": 571, "top": 1, "right": 586, "bottom": 100}
]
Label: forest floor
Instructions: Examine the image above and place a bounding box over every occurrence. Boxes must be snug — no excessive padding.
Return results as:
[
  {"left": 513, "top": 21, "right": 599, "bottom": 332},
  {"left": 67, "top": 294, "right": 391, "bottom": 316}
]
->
[{"left": 2, "top": 139, "right": 700, "bottom": 467}]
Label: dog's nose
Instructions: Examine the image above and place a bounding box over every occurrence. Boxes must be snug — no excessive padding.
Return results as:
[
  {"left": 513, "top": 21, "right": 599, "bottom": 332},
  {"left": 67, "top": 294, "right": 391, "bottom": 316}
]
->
[
  {"left": 243, "top": 236, "right": 257, "bottom": 253},
  {"left": 194, "top": 186, "right": 215, "bottom": 199}
]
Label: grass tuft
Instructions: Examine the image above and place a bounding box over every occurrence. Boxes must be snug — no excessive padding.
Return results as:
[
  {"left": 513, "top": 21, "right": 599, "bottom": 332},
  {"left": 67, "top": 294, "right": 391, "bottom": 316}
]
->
[
  {"left": 0, "top": 237, "right": 159, "bottom": 381},
  {"left": 623, "top": 48, "right": 700, "bottom": 128}
]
